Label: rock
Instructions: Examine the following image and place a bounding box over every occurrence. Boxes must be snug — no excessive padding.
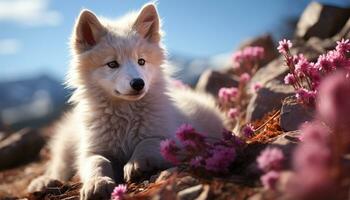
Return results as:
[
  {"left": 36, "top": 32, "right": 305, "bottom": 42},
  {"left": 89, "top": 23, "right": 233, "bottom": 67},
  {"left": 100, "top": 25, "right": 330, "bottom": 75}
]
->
[
  {"left": 280, "top": 96, "right": 315, "bottom": 132},
  {"left": 237, "top": 34, "right": 279, "bottom": 67},
  {"left": 196, "top": 185, "right": 210, "bottom": 200},
  {"left": 152, "top": 167, "right": 178, "bottom": 183},
  {"left": 270, "top": 131, "right": 300, "bottom": 146},
  {"left": 335, "top": 18, "right": 350, "bottom": 40},
  {"left": 249, "top": 57, "right": 288, "bottom": 87},
  {"left": 0, "top": 128, "right": 45, "bottom": 169},
  {"left": 0, "top": 132, "right": 9, "bottom": 141},
  {"left": 246, "top": 81, "right": 294, "bottom": 122},
  {"left": 195, "top": 69, "right": 238, "bottom": 97},
  {"left": 175, "top": 176, "right": 200, "bottom": 192},
  {"left": 177, "top": 184, "right": 204, "bottom": 200},
  {"left": 295, "top": 2, "right": 350, "bottom": 40},
  {"left": 292, "top": 40, "right": 326, "bottom": 62},
  {"left": 306, "top": 37, "right": 337, "bottom": 52}
]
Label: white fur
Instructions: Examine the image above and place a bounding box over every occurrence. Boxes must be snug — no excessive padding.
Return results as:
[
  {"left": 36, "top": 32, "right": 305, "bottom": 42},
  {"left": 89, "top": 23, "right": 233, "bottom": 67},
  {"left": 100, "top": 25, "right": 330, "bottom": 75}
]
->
[{"left": 28, "top": 3, "right": 226, "bottom": 200}]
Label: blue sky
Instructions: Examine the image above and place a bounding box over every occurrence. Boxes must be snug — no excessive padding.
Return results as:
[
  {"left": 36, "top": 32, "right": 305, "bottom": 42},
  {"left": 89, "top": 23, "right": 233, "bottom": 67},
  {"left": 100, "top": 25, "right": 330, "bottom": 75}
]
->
[{"left": 0, "top": 0, "right": 349, "bottom": 81}]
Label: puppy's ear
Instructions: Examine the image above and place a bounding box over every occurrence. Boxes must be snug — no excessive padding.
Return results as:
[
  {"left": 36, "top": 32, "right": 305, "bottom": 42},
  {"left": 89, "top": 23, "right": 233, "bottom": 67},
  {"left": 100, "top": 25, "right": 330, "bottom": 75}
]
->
[
  {"left": 133, "top": 4, "right": 161, "bottom": 43},
  {"left": 72, "top": 10, "right": 106, "bottom": 52}
]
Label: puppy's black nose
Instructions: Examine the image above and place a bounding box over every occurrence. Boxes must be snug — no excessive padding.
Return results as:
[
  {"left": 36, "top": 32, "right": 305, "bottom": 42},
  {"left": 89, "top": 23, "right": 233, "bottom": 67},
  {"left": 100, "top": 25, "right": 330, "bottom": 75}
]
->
[{"left": 130, "top": 78, "right": 145, "bottom": 91}]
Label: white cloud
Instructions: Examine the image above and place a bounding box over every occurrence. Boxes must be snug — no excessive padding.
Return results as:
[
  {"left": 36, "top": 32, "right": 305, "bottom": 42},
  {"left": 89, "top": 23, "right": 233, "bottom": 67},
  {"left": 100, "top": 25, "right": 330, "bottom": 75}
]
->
[
  {"left": 0, "top": 0, "right": 62, "bottom": 27},
  {"left": 0, "top": 39, "right": 21, "bottom": 55}
]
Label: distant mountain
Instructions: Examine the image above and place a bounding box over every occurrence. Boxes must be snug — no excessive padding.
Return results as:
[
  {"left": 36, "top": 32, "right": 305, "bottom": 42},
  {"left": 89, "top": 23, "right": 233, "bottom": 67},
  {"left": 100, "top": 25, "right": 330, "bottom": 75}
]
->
[{"left": 0, "top": 75, "right": 69, "bottom": 130}]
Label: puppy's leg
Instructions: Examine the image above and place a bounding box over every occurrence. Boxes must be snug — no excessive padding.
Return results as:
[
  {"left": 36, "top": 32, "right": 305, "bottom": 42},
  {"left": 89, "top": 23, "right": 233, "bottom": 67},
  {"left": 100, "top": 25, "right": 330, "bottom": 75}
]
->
[
  {"left": 124, "top": 138, "right": 172, "bottom": 182},
  {"left": 28, "top": 130, "right": 76, "bottom": 192},
  {"left": 80, "top": 155, "right": 116, "bottom": 200}
]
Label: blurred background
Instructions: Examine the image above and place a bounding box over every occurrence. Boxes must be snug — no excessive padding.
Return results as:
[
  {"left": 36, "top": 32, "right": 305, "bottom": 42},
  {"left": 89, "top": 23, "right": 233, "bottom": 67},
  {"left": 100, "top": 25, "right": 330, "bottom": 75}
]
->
[{"left": 0, "top": 0, "right": 349, "bottom": 130}]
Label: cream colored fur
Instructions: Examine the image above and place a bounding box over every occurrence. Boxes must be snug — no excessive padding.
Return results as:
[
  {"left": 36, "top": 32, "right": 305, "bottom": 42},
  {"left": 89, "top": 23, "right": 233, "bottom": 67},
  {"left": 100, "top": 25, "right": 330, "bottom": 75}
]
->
[{"left": 28, "top": 3, "right": 225, "bottom": 200}]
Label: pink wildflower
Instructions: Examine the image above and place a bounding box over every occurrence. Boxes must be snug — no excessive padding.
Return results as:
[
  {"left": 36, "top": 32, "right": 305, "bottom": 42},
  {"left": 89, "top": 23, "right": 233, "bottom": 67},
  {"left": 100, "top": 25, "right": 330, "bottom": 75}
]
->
[
  {"left": 189, "top": 156, "right": 204, "bottom": 168},
  {"left": 284, "top": 73, "right": 296, "bottom": 85},
  {"left": 218, "top": 87, "right": 238, "bottom": 103},
  {"left": 243, "top": 46, "right": 265, "bottom": 60},
  {"left": 316, "top": 54, "right": 335, "bottom": 73},
  {"left": 232, "top": 51, "right": 244, "bottom": 65},
  {"left": 317, "top": 72, "right": 350, "bottom": 128},
  {"left": 257, "top": 147, "right": 284, "bottom": 172},
  {"left": 289, "top": 142, "right": 333, "bottom": 199},
  {"left": 295, "top": 54, "right": 312, "bottom": 76},
  {"left": 336, "top": 38, "right": 350, "bottom": 55},
  {"left": 111, "top": 184, "right": 127, "bottom": 200},
  {"left": 222, "top": 129, "right": 245, "bottom": 147},
  {"left": 239, "top": 73, "right": 251, "bottom": 84},
  {"left": 252, "top": 82, "right": 262, "bottom": 92},
  {"left": 307, "top": 66, "right": 321, "bottom": 89},
  {"left": 205, "top": 146, "right": 235, "bottom": 173},
  {"left": 242, "top": 124, "right": 255, "bottom": 138},
  {"left": 232, "top": 46, "right": 265, "bottom": 65},
  {"left": 260, "top": 170, "right": 280, "bottom": 190},
  {"left": 160, "top": 139, "right": 180, "bottom": 164},
  {"left": 175, "top": 124, "right": 196, "bottom": 141},
  {"left": 227, "top": 108, "right": 239, "bottom": 119},
  {"left": 277, "top": 39, "right": 292, "bottom": 54},
  {"left": 299, "top": 122, "right": 330, "bottom": 145},
  {"left": 296, "top": 88, "right": 316, "bottom": 106},
  {"left": 293, "top": 142, "right": 331, "bottom": 174},
  {"left": 175, "top": 124, "right": 205, "bottom": 148}
]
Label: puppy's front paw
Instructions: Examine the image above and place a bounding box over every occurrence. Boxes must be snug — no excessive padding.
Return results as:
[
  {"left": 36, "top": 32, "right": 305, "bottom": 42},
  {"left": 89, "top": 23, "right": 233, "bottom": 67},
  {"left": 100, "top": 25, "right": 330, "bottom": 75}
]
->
[
  {"left": 80, "top": 176, "right": 115, "bottom": 200},
  {"left": 27, "top": 175, "right": 60, "bottom": 192},
  {"left": 124, "top": 157, "right": 160, "bottom": 182}
]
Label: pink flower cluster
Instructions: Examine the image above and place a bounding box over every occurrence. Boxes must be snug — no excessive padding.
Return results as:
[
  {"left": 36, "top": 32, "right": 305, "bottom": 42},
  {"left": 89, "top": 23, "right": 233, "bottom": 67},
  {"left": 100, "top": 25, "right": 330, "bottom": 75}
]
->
[
  {"left": 287, "top": 72, "right": 350, "bottom": 199},
  {"left": 278, "top": 38, "right": 350, "bottom": 107},
  {"left": 317, "top": 71, "right": 350, "bottom": 129},
  {"left": 218, "top": 73, "right": 253, "bottom": 120},
  {"left": 232, "top": 46, "right": 265, "bottom": 66},
  {"left": 231, "top": 46, "right": 265, "bottom": 76},
  {"left": 218, "top": 87, "right": 238, "bottom": 104},
  {"left": 160, "top": 124, "right": 244, "bottom": 173},
  {"left": 241, "top": 123, "right": 255, "bottom": 138},
  {"left": 218, "top": 46, "right": 265, "bottom": 123},
  {"left": 251, "top": 82, "right": 262, "bottom": 92},
  {"left": 111, "top": 184, "right": 127, "bottom": 200},
  {"left": 257, "top": 147, "right": 284, "bottom": 172},
  {"left": 256, "top": 147, "right": 284, "bottom": 190}
]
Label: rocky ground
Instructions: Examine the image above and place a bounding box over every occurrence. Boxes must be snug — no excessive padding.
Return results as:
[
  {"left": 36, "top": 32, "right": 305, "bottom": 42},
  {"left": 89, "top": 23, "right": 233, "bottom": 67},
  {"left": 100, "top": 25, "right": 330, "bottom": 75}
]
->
[{"left": 1, "top": 2, "right": 350, "bottom": 200}]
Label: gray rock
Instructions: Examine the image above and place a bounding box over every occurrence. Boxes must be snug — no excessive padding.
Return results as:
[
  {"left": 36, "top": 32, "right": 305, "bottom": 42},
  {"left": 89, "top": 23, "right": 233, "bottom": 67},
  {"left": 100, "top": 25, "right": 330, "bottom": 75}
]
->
[
  {"left": 249, "top": 57, "right": 288, "bottom": 87},
  {"left": 177, "top": 184, "right": 203, "bottom": 200},
  {"left": 246, "top": 81, "right": 294, "bottom": 122},
  {"left": 0, "top": 132, "right": 9, "bottom": 141},
  {"left": 335, "top": 18, "right": 350, "bottom": 40},
  {"left": 280, "top": 96, "right": 315, "bottom": 132},
  {"left": 271, "top": 131, "right": 300, "bottom": 146},
  {"left": 295, "top": 2, "right": 350, "bottom": 40},
  {"left": 152, "top": 167, "right": 178, "bottom": 183},
  {"left": 195, "top": 69, "right": 238, "bottom": 97},
  {"left": 0, "top": 128, "right": 45, "bottom": 169},
  {"left": 175, "top": 176, "right": 200, "bottom": 192}
]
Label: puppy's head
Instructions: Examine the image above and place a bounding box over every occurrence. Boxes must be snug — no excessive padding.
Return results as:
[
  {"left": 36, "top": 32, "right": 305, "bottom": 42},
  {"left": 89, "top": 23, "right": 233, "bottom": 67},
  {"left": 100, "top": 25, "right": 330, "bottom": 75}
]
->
[{"left": 68, "top": 4, "right": 165, "bottom": 101}]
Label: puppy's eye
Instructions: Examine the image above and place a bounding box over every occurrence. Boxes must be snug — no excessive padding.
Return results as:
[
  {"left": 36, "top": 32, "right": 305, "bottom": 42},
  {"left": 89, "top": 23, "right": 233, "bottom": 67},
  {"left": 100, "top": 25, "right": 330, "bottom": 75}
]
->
[
  {"left": 106, "top": 61, "right": 119, "bottom": 69},
  {"left": 138, "top": 58, "right": 145, "bottom": 66}
]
